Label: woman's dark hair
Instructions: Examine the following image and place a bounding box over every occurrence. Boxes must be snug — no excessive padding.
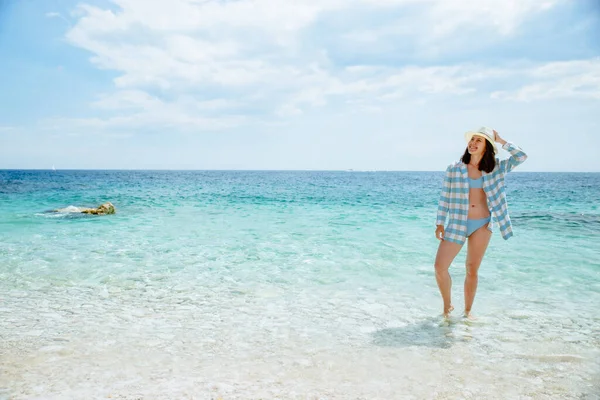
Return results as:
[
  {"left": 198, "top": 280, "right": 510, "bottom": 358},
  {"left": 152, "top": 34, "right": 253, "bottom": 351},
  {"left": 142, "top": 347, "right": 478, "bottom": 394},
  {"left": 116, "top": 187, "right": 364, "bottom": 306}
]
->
[{"left": 461, "top": 139, "right": 496, "bottom": 173}]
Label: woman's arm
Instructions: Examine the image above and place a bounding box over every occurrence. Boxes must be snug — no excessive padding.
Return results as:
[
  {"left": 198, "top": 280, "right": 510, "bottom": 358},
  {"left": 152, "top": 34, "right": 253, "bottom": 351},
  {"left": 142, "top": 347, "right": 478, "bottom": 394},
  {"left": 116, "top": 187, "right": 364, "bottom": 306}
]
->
[{"left": 494, "top": 130, "right": 528, "bottom": 173}]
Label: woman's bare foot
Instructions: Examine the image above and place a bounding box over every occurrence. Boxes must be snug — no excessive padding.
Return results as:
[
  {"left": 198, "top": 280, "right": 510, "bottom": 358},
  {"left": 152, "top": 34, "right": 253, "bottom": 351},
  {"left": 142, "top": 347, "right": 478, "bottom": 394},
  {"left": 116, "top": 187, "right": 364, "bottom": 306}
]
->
[
  {"left": 443, "top": 304, "right": 454, "bottom": 318},
  {"left": 464, "top": 310, "right": 476, "bottom": 320}
]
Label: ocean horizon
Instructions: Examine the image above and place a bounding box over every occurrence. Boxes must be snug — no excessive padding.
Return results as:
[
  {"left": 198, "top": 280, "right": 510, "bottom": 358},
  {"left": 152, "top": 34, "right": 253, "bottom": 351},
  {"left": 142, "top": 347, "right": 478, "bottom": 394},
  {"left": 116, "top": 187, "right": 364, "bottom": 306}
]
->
[
  {"left": 3, "top": 168, "right": 600, "bottom": 172},
  {"left": 1, "top": 169, "right": 599, "bottom": 399}
]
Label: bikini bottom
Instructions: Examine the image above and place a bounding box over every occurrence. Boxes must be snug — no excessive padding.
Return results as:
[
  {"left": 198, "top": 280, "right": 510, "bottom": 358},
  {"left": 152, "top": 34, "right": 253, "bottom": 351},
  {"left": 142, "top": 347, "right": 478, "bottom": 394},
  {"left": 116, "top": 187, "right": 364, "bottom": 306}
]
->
[{"left": 466, "top": 217, "right": 490, "bottom": 237}]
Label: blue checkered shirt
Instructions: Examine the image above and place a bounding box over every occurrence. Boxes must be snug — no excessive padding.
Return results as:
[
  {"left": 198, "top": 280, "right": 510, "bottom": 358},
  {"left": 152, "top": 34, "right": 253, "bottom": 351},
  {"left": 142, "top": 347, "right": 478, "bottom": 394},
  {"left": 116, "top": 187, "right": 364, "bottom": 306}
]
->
[{"left": 436, "top": 142, "right": 528, "bottom": 244}]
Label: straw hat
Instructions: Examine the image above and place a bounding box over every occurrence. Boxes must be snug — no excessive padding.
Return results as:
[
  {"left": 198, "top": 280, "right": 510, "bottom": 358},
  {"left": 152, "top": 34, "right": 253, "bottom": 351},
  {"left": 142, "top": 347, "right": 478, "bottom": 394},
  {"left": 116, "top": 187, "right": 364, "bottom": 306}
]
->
[{"left": 464, "top": 126, "right": 498, "bottom": 154}]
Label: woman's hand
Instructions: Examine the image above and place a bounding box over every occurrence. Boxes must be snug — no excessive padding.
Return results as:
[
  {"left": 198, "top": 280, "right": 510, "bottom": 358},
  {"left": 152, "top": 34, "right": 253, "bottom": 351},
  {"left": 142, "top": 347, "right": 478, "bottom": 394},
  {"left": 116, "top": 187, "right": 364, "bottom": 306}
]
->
[
  {"left": 493, "top": 130, "right": 507, "bottom": 145},
  {"left": 435, "top": 225, "right": 445, "bottom": 241}
]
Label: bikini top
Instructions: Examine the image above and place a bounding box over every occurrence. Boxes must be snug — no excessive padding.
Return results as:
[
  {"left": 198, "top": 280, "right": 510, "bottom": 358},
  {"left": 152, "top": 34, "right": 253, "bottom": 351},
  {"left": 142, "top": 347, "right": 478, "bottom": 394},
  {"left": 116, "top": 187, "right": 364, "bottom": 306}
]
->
[{"left": 469, "top": 176, "right": 483, "bottom": 189}]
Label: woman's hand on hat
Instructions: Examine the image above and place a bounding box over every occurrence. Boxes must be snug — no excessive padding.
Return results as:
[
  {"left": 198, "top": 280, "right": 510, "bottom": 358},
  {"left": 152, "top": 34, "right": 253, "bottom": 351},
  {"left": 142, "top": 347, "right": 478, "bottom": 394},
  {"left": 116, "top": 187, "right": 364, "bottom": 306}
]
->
[{"left": 493, "top": 130, "right": 507, "bottom": 145}]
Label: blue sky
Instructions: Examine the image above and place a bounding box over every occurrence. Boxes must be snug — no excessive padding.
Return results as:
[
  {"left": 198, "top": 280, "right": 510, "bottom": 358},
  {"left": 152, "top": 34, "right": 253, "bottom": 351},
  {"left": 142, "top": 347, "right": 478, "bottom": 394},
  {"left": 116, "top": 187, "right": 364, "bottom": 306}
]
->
[{"left": 1, "top": 0, "right": 599, "bottom": 171}]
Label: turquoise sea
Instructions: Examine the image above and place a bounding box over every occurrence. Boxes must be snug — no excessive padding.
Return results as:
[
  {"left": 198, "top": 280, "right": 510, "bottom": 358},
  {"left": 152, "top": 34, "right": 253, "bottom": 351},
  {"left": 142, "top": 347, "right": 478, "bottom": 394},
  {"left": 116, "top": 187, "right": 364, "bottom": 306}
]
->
[{"left": 1, "top": 170, "right": 599, "bottom": 399}]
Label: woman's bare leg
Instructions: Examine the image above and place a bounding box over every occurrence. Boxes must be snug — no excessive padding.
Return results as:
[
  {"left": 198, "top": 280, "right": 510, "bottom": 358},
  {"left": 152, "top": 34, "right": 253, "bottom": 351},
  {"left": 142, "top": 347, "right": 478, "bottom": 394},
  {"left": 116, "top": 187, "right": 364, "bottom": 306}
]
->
[
  {"left": 464, "top": 225, "right": 492, "bottom": 317},
  {"left": 434, "top": 240, "right": 463, "bottom": 316}
]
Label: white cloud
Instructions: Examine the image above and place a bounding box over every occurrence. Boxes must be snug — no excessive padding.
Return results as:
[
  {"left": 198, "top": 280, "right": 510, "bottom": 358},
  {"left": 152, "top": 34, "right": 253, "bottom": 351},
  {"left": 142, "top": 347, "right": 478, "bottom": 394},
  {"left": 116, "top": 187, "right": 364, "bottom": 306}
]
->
[
  {"left": 54, "top": 0, "right": 597, "bottom": 135},
  {"left": 91, "top": 90, "right": 162, "bottom": 110},
  {"left": 428, "top": 0, "right": 559, "bottom": 38},
  {"left": 41, "top": 91, "right": 247, "bottom": 135},
  {"left": 46, "top": 11, "right": 72, "bottom": 25},
  {"left": 341, "top": 0, "right": 561, "bottom": 55},
  {"left": 41, "top": 101, "right": 249, "bottom": 135},
  {"left": 491, "top": 59, "right": 600, "bottom": 101},
  {"left": 0, "top": 126, "right": 17, "bottom": 133}
]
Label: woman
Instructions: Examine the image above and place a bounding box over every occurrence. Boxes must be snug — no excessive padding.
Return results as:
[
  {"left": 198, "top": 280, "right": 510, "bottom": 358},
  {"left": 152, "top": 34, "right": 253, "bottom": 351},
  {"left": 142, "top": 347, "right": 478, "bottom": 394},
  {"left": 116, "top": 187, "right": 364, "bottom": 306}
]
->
[{"left": 434, "top": 127, "right": 527, "bottom": 319}]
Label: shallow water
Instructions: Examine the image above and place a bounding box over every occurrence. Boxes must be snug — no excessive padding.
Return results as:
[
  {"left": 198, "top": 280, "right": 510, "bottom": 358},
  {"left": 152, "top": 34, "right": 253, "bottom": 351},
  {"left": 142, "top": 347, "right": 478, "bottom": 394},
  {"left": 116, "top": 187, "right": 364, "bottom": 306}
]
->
[{"left": 1, "top": 170, "right": 599, "bottom": 399}]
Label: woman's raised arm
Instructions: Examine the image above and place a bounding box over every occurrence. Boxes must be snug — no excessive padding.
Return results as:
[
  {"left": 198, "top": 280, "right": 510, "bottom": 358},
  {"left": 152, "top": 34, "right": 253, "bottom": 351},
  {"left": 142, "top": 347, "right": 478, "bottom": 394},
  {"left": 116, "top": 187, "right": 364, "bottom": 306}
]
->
[{"left": 494, "top": 130, "right": 528, "bottom": 173}]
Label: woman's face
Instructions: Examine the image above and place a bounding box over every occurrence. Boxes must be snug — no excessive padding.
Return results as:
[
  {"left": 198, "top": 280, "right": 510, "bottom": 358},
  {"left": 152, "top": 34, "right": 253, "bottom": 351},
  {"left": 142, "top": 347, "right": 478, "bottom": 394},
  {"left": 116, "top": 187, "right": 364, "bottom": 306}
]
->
[{"left": 468, "top": 135, "right": 486, "bottom": 156}]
